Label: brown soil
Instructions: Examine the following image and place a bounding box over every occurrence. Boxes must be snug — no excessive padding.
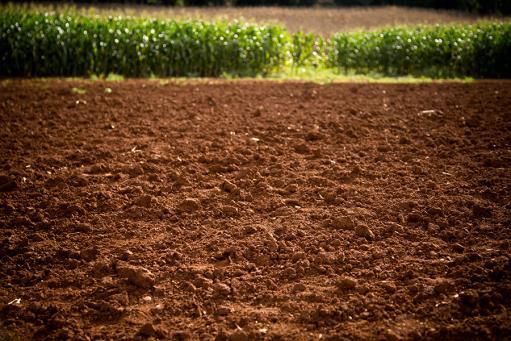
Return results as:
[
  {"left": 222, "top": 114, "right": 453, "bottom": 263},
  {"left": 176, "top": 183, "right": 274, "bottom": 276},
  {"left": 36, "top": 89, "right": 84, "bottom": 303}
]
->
[{"left": 0, "top": 80, "right": 510, "bottom": 340}]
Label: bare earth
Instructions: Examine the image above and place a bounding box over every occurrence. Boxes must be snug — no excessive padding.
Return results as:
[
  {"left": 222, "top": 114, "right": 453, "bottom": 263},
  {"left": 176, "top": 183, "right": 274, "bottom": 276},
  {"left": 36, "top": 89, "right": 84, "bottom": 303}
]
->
[{"left": 0, "top": 80, "right": 510, "bottom": 340}]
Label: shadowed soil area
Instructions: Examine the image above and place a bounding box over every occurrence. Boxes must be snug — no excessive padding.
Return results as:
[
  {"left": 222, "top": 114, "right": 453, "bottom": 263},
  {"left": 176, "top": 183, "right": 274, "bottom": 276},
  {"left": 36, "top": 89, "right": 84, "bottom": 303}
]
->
[{"left": 0, "top": 80, "right": 510, "bottom": 340}]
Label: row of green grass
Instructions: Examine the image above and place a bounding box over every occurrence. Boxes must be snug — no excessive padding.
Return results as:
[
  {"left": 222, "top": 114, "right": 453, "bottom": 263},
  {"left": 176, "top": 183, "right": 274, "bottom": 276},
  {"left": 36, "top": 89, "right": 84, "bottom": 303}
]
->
[{"left": 1, "top": 7, "right": 510, "bottom": 78}]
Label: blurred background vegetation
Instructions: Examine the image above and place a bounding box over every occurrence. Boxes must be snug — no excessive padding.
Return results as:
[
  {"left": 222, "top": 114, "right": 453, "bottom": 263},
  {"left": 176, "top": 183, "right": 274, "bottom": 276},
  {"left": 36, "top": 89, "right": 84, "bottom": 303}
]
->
[
  {"left": 5, "top": 1, "right": 511, "bottom": 15},
  {"left": 2, "top": 1, "right": 509, "bottom": 79}
]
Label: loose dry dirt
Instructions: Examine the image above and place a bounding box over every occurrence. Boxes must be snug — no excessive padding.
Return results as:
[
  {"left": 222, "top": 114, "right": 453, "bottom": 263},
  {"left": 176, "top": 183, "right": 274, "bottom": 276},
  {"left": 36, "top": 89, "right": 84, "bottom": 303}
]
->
[{"left": 0, "top": 80, "right": 510, "bottom": 340}]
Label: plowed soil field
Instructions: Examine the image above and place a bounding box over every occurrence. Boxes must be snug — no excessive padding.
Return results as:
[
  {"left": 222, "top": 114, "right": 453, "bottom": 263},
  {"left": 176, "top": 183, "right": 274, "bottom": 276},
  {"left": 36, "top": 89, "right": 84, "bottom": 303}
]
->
[{"left": 1, "top": 80, "right": 510, "bottom": 340}]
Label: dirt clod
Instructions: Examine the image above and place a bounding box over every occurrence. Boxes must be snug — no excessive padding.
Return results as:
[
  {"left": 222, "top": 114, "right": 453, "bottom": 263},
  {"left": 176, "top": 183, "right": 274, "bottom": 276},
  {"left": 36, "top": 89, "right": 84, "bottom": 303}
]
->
[
  {"left": 221, "top": 205, "right": 238, "bottom": 217},
  {"left": 134, "top": 195, "right": 154, "bottom": 208},
  {"left": 116, "top": 261, "right": 155, "bottom": 288},
  {"left": 215, "top": 305, "right": 233, "bottom": 316},
  {"left": 294, "top": 143, "right": 310, "bottom": 154},
  {"left": 80, "top": 246, "right": 99, "bottom": 262},
  {"left": 229, "top": 330, "right": 250, "bottom": 341},
  {"left": 293, "top": 283, "right": 307, "bottom": 292},
  {"left": 213, "top": 283, "right": 231, "bottom": 296},
  {"left": 92, "top": 260, "right": 111, "bottom": 277},
  {"left": 355, "top": 224, "right": 375, "bottom": 240},
  {"left": 329, "top": 216, "right": 357, "bottom": 230},
  {"left": 138, "top": 323, "right": 166, "bottom": 338},
  {"left": 220, "top": 180, "right": 240, "bottom": 195},
  {"left": 433, "top": 279, "right": 455, "bottom": 295},
  {"left": 177, "top": 198, "right": 201, "bottom": 213},
  {"left": 323, "top": 192, "right": 337, "bottom": 204},
  {"left": 337, "top": 276, "right": 358, "bottom": 290},
  {"left": 472, "top": 204, "right": 492, "bottom": 218}
]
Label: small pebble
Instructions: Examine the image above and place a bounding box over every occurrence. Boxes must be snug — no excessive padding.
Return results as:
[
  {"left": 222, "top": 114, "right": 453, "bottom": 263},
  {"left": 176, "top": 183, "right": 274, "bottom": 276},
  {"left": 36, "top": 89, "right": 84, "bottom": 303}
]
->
[
  {"left": 386, "top": 222, "right": 404, "bottom": 234},
  {"left": 472, "top": 204, "right": 492, "bottom": 218}
]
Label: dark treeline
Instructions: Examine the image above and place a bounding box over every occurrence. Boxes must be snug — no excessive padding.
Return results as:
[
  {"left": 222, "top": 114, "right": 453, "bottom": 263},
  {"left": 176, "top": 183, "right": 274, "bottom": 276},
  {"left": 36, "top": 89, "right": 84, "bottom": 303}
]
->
[{"left": 3, "top": 0, "right": 511, "bottom": 14}]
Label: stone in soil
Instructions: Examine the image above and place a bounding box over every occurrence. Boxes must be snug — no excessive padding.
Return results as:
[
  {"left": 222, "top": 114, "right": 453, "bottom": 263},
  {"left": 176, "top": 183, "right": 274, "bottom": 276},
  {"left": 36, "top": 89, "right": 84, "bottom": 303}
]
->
[
  {"left": 181, "top": 281, "right": 197, "bottom": 292},
  {"left": 264, "top": 231, "right": 279, "bottom": 252},
  {"left": 119, "top": 249, "right": 134, "bottom": 261},
  {"left": 305, "top": 130, "right": 322, "bottom": 141},
  {"left": 284, "top": 198, "right": 301, "bottom": 207}
]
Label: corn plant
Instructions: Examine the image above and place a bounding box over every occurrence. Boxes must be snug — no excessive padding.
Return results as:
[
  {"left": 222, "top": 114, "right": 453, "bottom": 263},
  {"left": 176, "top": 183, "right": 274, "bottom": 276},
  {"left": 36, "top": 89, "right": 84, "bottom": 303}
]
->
[{"left": 290, "top": 31, "right": 326, "bottom": 68}]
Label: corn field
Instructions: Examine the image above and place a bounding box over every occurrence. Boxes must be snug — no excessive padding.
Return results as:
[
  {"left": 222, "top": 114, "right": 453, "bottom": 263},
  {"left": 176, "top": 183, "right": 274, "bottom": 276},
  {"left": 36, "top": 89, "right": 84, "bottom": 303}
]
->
[
  {"left": 328, "top": 23, "right": 511, "bottom": 78},
  {"left": 1, "top": 7, "right": 510, "bottom": 78},
  {"left": 0, "top": 9, "right": 290, "bottom": 77}
]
